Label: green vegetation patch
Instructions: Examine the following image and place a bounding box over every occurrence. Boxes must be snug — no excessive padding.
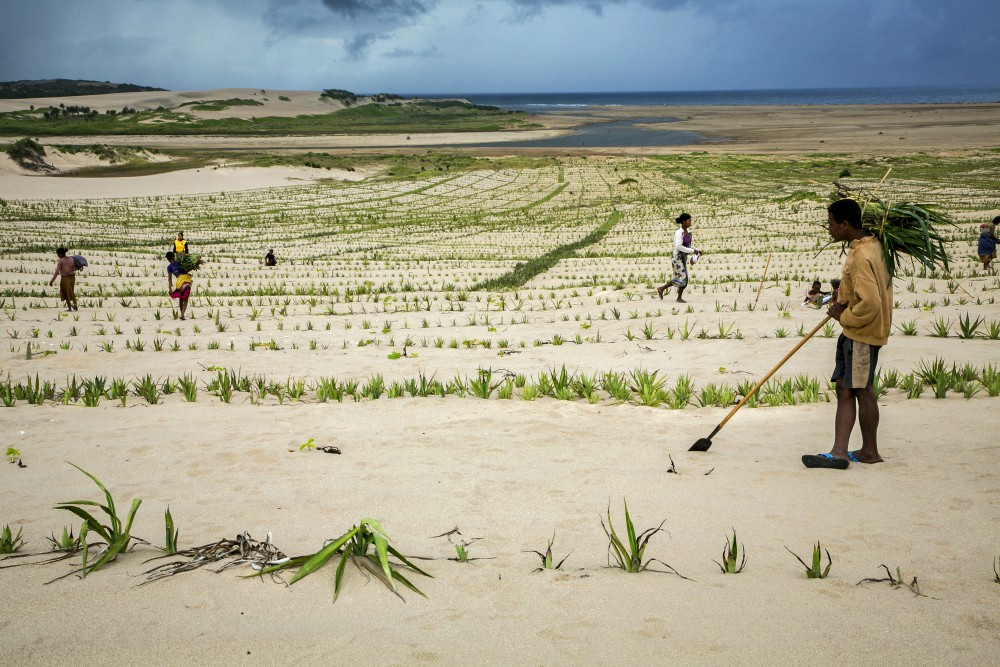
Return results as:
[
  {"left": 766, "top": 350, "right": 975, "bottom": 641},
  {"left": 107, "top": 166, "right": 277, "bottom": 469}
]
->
[
  {"left": 473, "top": 211, "right": 621, "bottom": 291},
  {"left": 237, "top": 151, "right": 556, "bottom": 179},
  {"left": 182, "top": 98, "right": 264, "bottom": 111},
  {"left": 0, "top": 78, "right": 165, "bottom": 99},
  {"left": 56, "top": 143, "right": 146, "bottom": 164},
  {"left": 320, "top": 89, "right": 359, "bottom": 105},
  {"left": 4, "top": 137, "right": 51, "bottom": 171},
  {"left": 0, "top": 102, "right": 536, "bottom": 136}
]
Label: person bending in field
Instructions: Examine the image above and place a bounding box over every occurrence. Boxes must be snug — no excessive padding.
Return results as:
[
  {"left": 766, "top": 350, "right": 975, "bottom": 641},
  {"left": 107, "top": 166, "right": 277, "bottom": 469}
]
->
[
  {"left": 803, "top": 199, "right": 892, "bottom": 470},
  {"left": 49, "top": 247, "right": 78, "bottom": 311},
  {"left": 656, "top": 213, "right": 701, "bottom": 303},
  {"left": 165, "top": 251, "right": 193, "bottom": 320},
  {"left": 802, "top": 280, "right": 828, "bottom": 307},
  {"left": 264, "top": 249, "right": 277, "bottom": 267}
]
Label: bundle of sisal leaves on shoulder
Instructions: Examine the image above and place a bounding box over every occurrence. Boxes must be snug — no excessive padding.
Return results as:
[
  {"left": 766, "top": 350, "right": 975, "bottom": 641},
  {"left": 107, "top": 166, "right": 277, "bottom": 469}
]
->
[
  {"left": 177, "top": 253, "right": 203, "bottom": 273},
  {"left": 833, "top": 172, "right": 956, "bottom": 279}
]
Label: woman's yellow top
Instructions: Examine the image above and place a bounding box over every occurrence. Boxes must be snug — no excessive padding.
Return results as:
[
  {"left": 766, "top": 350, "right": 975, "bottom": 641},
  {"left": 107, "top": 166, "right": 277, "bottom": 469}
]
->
[{"left": 174, "top": 239, "right": 187, "bottom": 253}]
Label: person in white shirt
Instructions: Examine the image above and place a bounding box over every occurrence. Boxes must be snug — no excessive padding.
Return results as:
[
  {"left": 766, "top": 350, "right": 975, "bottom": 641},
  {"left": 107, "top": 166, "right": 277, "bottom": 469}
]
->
[{"left": 656, "top": 213, "right": 701, "bottom": 303}]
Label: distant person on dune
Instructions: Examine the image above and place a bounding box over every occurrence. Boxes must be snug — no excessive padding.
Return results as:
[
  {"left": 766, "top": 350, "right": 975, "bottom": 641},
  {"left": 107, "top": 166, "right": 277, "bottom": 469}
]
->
[{"left": 656, "top": 213, "right": 701, "bottom": 303}]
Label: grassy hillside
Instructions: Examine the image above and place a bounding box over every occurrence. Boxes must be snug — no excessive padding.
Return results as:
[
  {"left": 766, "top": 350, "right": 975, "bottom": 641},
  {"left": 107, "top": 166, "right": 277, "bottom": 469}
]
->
[
  {"left": 0, "top": 79, "right": 166, "bottom": 99},
  {"left": 0, "top": 101, "right": 536, "bottom": 136}
]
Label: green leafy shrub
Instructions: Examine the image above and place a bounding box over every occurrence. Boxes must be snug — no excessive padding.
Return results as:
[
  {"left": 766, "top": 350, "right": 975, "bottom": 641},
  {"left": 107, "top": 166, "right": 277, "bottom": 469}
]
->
[
  {"left": 0, "top": 524, "right": 26, "bottom": 553},
  {"left": 54, "top": 464, "right": 142, "bottom": 577},
  {"left": 256, "top": 518, "right": 430, "bottom": 602},
  {"left": 5, "top": 137, "right": 50, "bottom": 170}
]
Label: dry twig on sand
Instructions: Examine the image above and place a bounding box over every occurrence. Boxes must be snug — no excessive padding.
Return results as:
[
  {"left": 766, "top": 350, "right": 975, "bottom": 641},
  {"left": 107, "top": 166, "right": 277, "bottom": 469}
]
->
[{"left": 140, "top": 531, "right": 287, "bottom": 584}]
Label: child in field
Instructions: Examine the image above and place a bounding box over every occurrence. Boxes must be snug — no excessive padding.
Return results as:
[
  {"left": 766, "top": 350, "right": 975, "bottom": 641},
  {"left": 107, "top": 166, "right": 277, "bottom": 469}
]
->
[
  {"left": 802, "top": 280, "right": 827, "bottom": 307},
  {"left": 821, "top": 278, "right": 841, "bottom": 305},
  {"left": 264, "top": 249, "right": 277, "bottom": 267}
]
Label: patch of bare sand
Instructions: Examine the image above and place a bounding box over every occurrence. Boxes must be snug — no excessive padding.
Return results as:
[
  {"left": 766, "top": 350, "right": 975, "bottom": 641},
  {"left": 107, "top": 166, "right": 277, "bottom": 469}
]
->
[
  {"left": 0, "top": 397, "right": 997, "bottom": 665},
  {"left": 0, "top": 161, "right": 367, "bottom": 199},
  {"left": 555, "top": 103, "right": 1000, "bottom": 154},
  {"left": 0, "top": 88, "right": 350, "bottom": 117},
  {"left": 0, "top": 88, "right": 483, "bottom": 121}
]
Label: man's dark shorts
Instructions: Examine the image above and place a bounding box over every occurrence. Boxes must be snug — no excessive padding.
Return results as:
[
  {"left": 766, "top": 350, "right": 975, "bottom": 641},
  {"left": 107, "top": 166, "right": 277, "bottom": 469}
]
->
[{"left": 832, "top": 333, "right": 880, "bottom": 389}]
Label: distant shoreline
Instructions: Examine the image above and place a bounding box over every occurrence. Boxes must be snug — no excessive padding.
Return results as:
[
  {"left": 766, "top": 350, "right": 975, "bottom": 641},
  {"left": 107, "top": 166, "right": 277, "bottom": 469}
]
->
[
  {"left": 7, "top": 102, "right": 998, "bottom": 155},
  {"left": 413, "top": 84, "right": 1000, "bottom": 110}
]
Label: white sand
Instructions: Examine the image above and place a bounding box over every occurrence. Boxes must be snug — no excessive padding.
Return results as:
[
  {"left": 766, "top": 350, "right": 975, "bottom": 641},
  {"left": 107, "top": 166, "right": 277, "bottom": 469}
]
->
[
  {"left": 2, "top": 397, "right": 998, "bottom": 665},
  {"left": 0, "top": 159, "right": 365, "bottom": 199}
]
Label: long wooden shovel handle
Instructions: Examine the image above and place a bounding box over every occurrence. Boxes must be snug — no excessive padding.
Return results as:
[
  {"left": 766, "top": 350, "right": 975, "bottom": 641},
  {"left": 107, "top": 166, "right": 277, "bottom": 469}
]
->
[
  {"left": 710, "top": 315, "right": 832, "bottom": 438},
  {"left": 754, "top": 253, "right": 772, "bottom": 306}
]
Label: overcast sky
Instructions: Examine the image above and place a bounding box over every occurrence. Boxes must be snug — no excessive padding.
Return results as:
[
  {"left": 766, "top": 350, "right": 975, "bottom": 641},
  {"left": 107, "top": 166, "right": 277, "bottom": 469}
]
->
[{"left": 1, "top": 0, "right": 997, "bottom": 94}]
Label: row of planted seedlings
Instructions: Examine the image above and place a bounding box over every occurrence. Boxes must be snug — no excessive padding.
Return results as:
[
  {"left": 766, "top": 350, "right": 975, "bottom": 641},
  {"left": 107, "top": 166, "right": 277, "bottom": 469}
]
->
[
  {"left": 6, "top": 255, "right": 997, "bottom": 319},
  {"left": 0, "top": 291, "right": 859, "bottom": 352},
  {"left": 4, "top": 159, "right": 996, "bottom": 287},
  {"left": 3, "top": 467, "right": 999, "bottom": 602},
  {"left": 6, "top": 292, "right": 1000, "bottom": 350},
  {"left": 9, "top": 307, "right": 1000, "bottom": 361},
  {"left": 4, "top": 361, "right": 1000, "bottom": 408}
]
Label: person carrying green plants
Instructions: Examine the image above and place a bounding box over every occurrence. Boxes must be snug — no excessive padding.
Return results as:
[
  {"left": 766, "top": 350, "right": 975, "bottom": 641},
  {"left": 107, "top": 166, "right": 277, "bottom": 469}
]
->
[
  {"left": 165, "top": 251, "right": 193, "bottom": 320},
  {"left": 803, "top": 199, "right": 892, "bottom": 470},
  {"left": 49, "top": 247, "right": 78, "bottom": 311}
]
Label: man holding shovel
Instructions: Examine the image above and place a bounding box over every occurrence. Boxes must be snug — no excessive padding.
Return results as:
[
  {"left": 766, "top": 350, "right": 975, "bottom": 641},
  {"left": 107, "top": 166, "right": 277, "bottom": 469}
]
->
[{"left": 802, "top": 199, "right": 892, "bottom": 469}]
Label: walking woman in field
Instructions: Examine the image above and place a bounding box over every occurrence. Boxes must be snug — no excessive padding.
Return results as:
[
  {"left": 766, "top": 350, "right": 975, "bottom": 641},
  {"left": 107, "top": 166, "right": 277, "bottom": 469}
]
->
[
  {"left": 165, "top": 251, "right": 192, "bottom": 320},
  {"left": 657, "top": 213, "right": 701, "bottom": 303},
  {"left": 49, "top": 247, "right": 78, "bottom": 311}
]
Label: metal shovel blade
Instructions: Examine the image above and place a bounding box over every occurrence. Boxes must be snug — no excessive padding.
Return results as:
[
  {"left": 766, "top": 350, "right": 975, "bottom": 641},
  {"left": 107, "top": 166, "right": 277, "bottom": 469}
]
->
[{"left": 689, "top": 437, "right": 713, "bottom": 452}]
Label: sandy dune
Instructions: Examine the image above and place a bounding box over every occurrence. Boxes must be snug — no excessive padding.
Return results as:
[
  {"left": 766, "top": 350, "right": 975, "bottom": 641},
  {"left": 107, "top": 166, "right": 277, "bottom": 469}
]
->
[
  {"left": 0, "top": 156, "right": 365, "bottom": 199},
  {"left": 0, "top": 88, "right": 354, "bottom": 118}
]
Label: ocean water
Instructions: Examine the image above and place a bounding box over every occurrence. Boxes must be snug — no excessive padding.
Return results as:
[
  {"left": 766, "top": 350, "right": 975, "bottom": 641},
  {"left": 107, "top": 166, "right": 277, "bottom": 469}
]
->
[
  {"left": 420, "top": 85, "right": 1000, "bottom": 111},
  {"left": 402, "top": 84, "right": 999, "bottom": 149}
]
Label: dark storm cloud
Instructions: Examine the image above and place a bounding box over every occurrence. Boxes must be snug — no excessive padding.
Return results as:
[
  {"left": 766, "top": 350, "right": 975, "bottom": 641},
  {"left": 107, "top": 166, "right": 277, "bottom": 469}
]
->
[
  {"left": 261, "top": 0, "right": 438, "bottom": 37},
  {"left": 384, "top": 45, "right": 441, "bottom": 58},
  {"left": 502, "top": 0, "right": 699, "bottom": 20},
  {"left": 320, "top": 0, "right": 436, "bottom": 19},
  {"left": 0, "top": 0, "right": 997, "bottom": 91},
  {"left": 344, "top": 32, "right": 379, "bottom": 59},
  {"left": 503, "top": 0, "right": 623, "bottom": 20}
]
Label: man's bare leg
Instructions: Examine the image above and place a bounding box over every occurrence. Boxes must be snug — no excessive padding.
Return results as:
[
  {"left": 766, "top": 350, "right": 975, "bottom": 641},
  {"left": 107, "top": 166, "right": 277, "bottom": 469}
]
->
[
  {"left": 852, "top": 386, "right": 883, "bottom": 462},
  {"left": 676, "top": 286, "right": 686, "bottom": 303},
  {"left": 830, "top": 381, "right": 855, "bottom": 460}
]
